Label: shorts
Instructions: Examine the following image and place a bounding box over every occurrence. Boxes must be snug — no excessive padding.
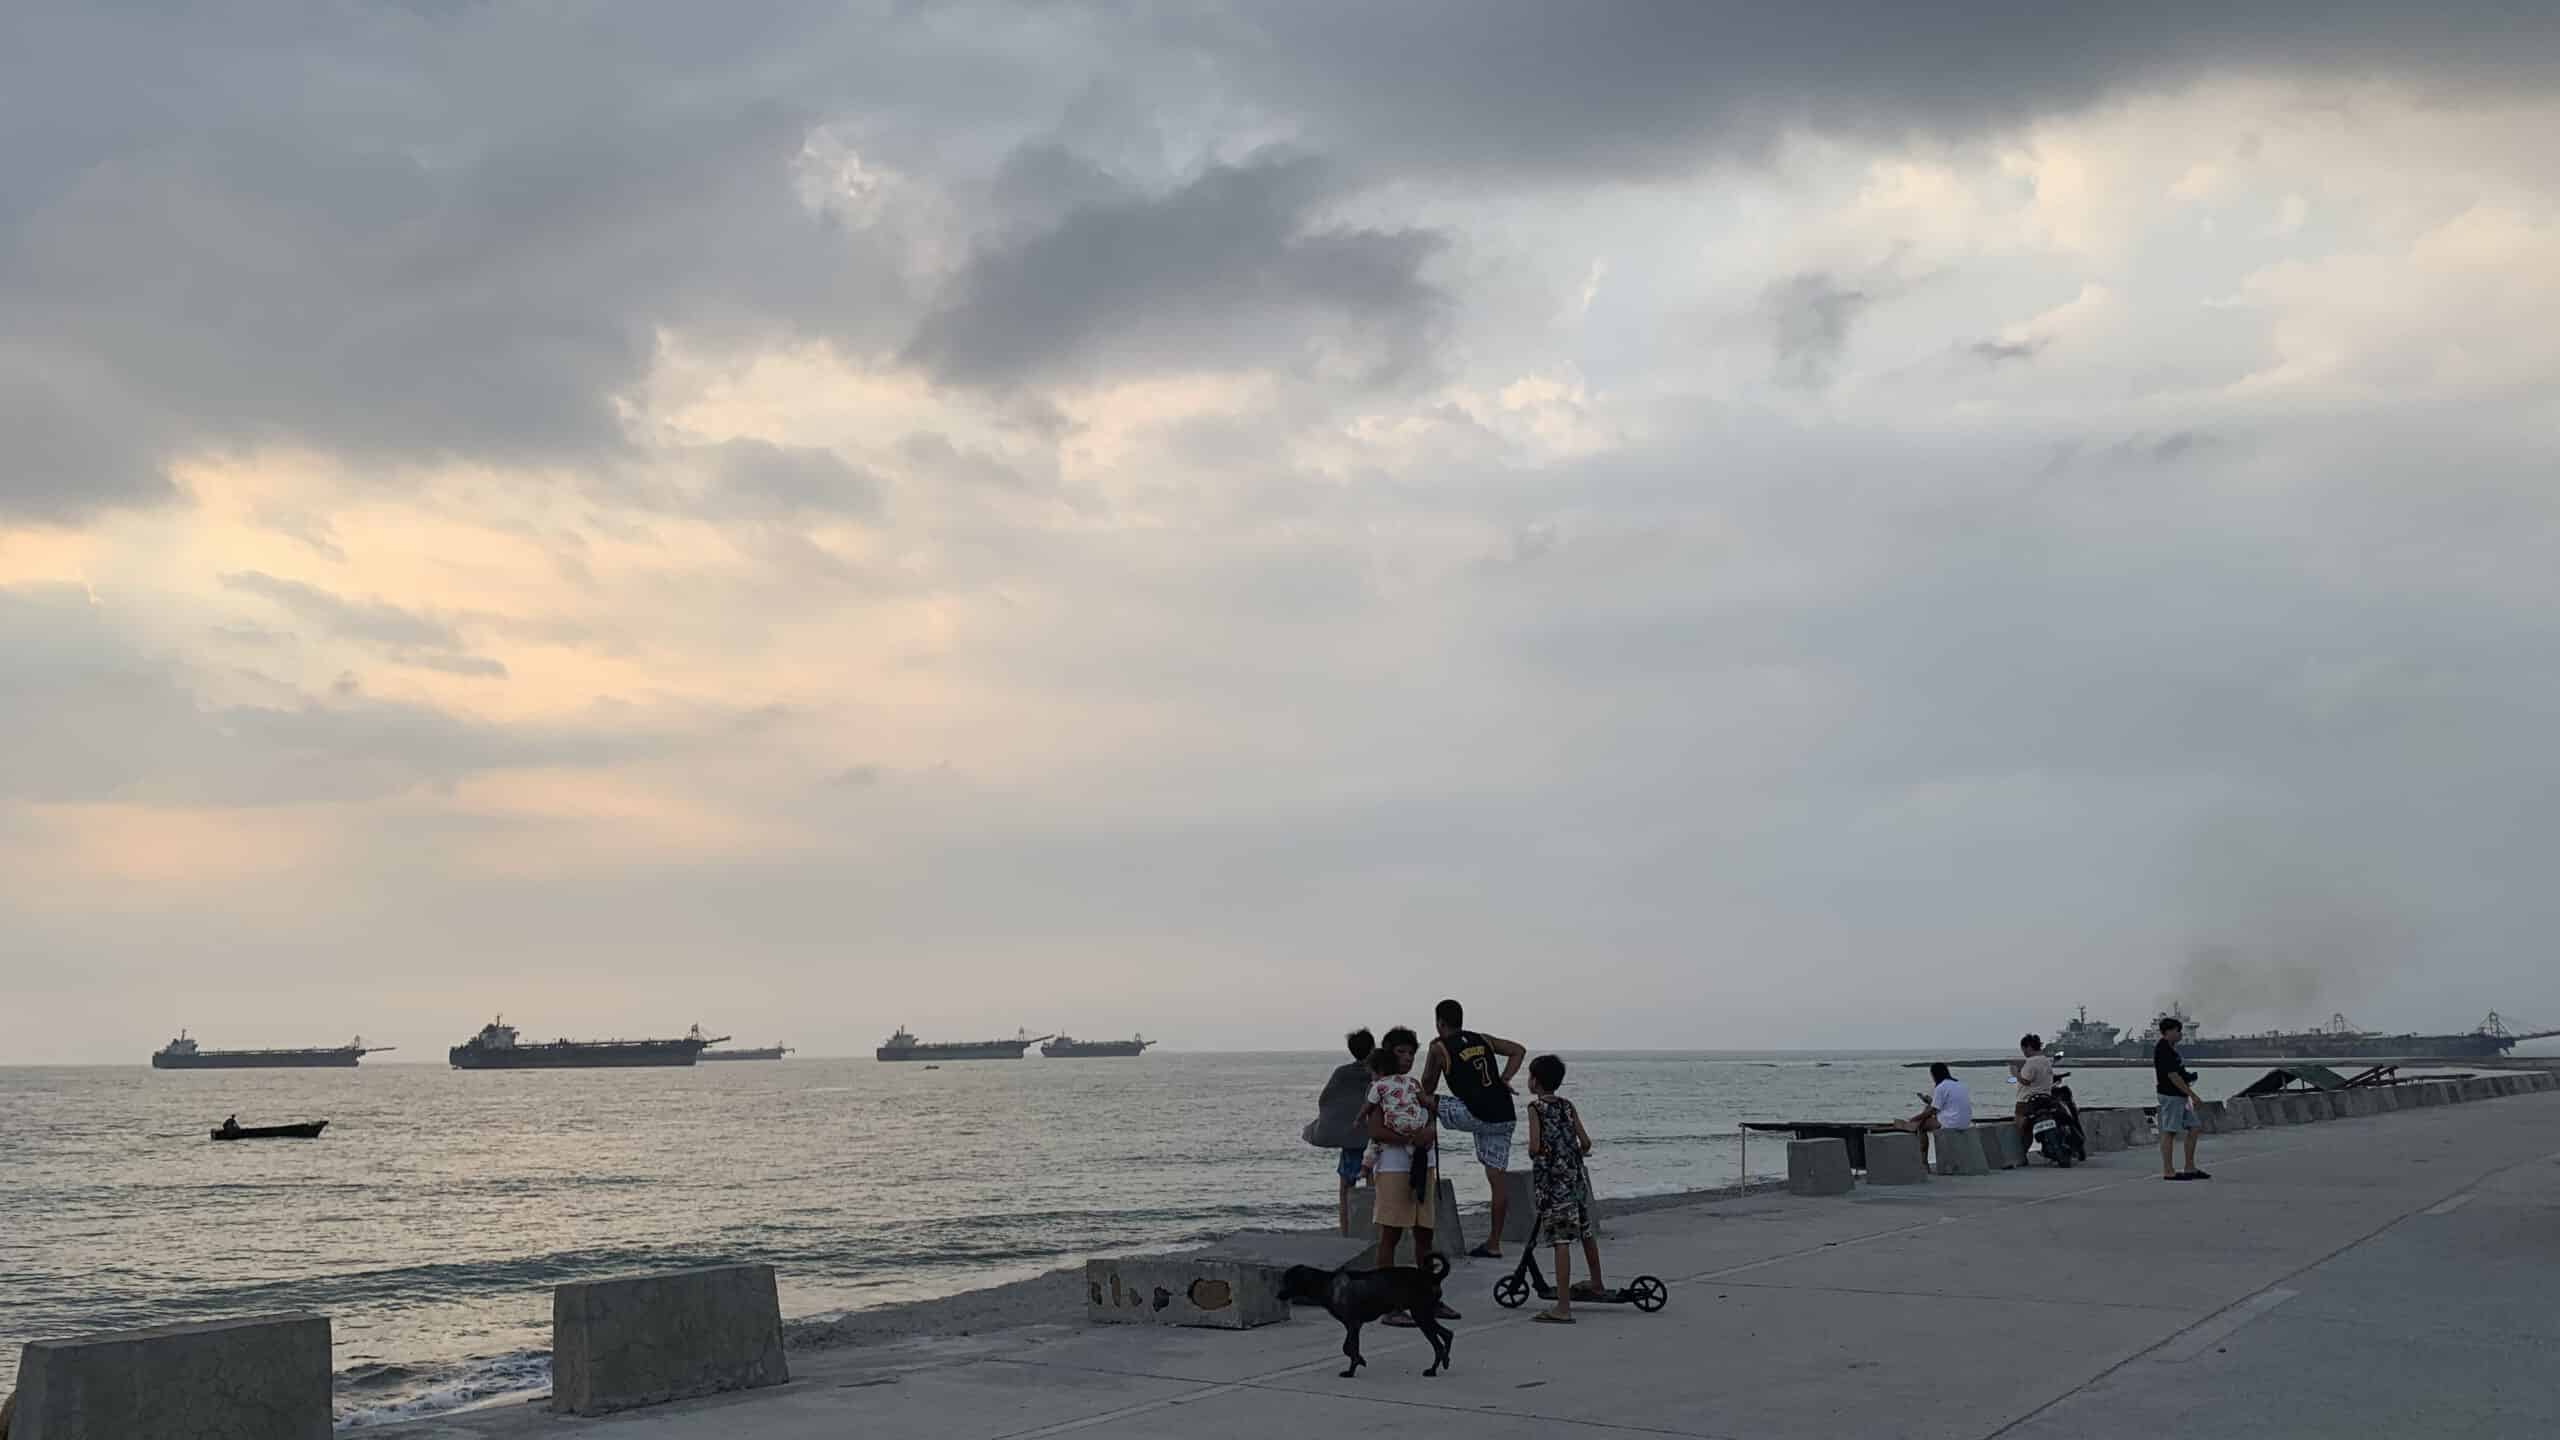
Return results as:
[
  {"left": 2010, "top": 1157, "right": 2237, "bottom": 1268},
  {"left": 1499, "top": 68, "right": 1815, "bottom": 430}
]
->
[
  {"left": 1371, "top": 1167, "right": 1438, "bottom": 1229},
  {"left": 1434, "top": 1094, "right": 1516, "bottom": 1171},
  {"left": 1337, "top": 1147, "right": 1365, "bottom": 1183},
  {"left": 2157, "top": 1095, "right": 2197, "bottom": 1134}
]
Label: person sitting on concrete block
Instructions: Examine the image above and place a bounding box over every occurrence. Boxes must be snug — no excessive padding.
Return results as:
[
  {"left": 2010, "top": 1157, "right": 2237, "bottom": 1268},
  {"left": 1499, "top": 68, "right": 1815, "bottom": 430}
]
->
[{"left": 1894, "top": 1062, "right": 1973, "bottom": 1171}]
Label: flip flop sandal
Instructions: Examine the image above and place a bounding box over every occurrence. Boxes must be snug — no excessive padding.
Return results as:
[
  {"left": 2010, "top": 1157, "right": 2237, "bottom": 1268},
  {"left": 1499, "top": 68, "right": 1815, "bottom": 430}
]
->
[
  {"left": 1533, "top": 1311, "right": 1576, "bottom": 1324},
  {"left": 1468, "top": 1244, "right": 1503, "bottom": 1259},
  {"left": 2182, "top": 1170, "right": 2214, "bottom": 1180},
  {"left": 1382, "top": 1313, "right": 1418, "bottom": 1327},
  {"left": 1569, "top": 1283, "right": 1608, "bottom": 1300},
  {"left": 1435, "top": 1303, "right": 1462, "bottom": 1320}
]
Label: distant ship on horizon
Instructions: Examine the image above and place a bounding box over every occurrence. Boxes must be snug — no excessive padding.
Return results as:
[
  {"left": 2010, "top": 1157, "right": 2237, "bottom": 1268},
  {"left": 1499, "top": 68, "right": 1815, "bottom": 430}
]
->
[
  {"left": 448, "top": 1018, "right": 727, "bottom": 1069},
  {"left": 1041, "top": 1034, "right": 1156, "bottom": 1058},
  {"left": 876, "top": 1027, "right": 1048, "bottom": 1062},
  {"left": 152, "top": 1032, "right": 392, "bottom": 1069},
  {"left": 2048, "top": 1005, "right": 2555, "bottom": 1061},
  {"left": 701, "top": 1042, "right": 794, "bottom": 1061}
]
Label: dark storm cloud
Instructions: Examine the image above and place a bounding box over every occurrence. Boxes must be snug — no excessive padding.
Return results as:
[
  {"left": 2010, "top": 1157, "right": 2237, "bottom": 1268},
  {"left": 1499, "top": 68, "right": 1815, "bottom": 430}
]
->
[
  {"left": 1968, "top": 337, "right": 2049, "bottom": 365},
  {"left": 220, "top": 570, "right": 509, "bottom": 678},
  {"left": 904, "top": 153, "right": 1449, "bottom": 388},
  {"left": 0, "top": 586, "right": 626, "bottom": 805},
  {"left": 1765, "top": 273, "right": 1872, "bottom": 389},
  {"left": 712, "top": 440, "right": 886, "bottom": 521},
  {"left": 1222, "top": 2, "right": 2560, "bottom": 180}
]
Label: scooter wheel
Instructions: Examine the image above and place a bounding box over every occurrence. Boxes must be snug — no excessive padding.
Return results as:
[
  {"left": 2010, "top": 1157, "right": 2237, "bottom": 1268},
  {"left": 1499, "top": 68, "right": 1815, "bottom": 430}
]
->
[
  {"left": 1627, "top": 1275, "right": 1669, "bottom": 1313},
  {"left": 1494, "top": 1274, "right": 1530, "bottom": 1309}
]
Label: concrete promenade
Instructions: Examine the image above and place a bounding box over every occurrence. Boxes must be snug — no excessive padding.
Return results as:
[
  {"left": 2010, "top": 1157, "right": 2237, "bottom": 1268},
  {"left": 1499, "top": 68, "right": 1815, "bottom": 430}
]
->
[{"left": 381, "top": 1090, "right": 2560, "bottom": 1440}]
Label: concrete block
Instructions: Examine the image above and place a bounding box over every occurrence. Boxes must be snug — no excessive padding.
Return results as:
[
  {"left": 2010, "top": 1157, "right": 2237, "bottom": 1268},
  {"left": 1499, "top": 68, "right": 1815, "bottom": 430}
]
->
[
  {"left": 1931, "top": 1127, "right": 1991, "bottom": 1177},
  {"left": 2281, "top": 1095, "right": 2314, "bottom": 1124},
  {"left": 2308, "top": 1092, "right": 2341, "bottom": 1120},
  {"left": 10, "top": 1313, "right": 330, "bottom": 1440},
  {"left": 2082, "top": 1109, "right": 2131, "bottom": 1151},
  {"left": 2494, "top": 1075, "right": 2524, "bottom": 1097},
  {"left": 2411, "top": 1083, "right": 2445, "bottom": 1107},
  {"left": 1086, "top": 1257, "right": 1289, "bottom": 1331},
  {"left": 551, "top": 1264, "right": 787, "bottom": 1417},
  {"left": 2333, "top": 1090, "right": 2369, "bottom": 1118},
  {"left": 1786, "top": 1137, "right": 1854, "bottom": 1195},
  {"left": 1980, "top": 1123, "right": 2025, "bottom": 1168},
  {"left": 2459, "top": 1078, "right": 2498, "bottom": 1102},
  {"left": 1496, "top": 1168, "right": 1537, "bottom": 1244},
  {"left": 1862, "top": 1130, "right": 1929, "bottom": 1184},
  {"left": 2227, "top": 1097, "right": 2263, "bottom": 1129},
  {"left": 1345, "top": 1177, "right": 1466, "bottom": 1263},
  {"left": 2531, "top": 1072, "right": 2557, "bottom": 1093}
]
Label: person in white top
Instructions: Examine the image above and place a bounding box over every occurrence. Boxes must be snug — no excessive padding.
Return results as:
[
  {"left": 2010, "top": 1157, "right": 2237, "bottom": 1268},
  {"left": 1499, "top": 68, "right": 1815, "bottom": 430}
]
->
[
  {"left": 1896, "top": 1062, "right": 1972, "bottom": 1168},
  {"left": 2010, "top": 1034, "right": 2056, "bottom": 1151}
]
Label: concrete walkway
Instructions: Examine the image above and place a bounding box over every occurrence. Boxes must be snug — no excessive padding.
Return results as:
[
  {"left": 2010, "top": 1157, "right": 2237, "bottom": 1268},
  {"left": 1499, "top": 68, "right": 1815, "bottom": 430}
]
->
[{"left": 381, "top": 1091, "right": 2560, "bottom": 1440}]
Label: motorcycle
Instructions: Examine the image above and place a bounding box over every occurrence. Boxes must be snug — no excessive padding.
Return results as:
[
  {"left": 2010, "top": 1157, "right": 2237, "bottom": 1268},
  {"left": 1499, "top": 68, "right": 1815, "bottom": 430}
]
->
[{"left": 2023, "top": 1072, "right": 2089, "bottom": 1166}]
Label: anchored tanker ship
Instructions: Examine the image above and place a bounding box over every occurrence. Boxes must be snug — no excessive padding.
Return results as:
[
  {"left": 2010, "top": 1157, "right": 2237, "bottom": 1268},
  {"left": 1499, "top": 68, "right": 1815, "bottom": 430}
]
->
[
  {"left": 701, "top": 1043, "right": 793, "bottom": 1061},
  {"left": 151, "top": 1032, "right": 392, "bottom": 1069},
  {"left": 448, "top": 1018, "right": 726, "bottom": 1069},
  {"left": 2047, "top": 1006, "right": 2556, "bottom": 1061},
  {"left": 1041, "top": 1034, "right": 1156, "bottom": 1058},
  {"left": 876, "top": 1027, "right": 1049, "bottom": 1062}
]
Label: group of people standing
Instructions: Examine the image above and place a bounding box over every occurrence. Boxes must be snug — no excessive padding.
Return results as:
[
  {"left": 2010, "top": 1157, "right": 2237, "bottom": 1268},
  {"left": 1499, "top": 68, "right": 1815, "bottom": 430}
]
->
[
  {"left": 1308, "top": 999, "right": 1612, "bottom": 1323},
  {"left": 1895, "top": 1016, "right": 2212, "bottom": 1180}
]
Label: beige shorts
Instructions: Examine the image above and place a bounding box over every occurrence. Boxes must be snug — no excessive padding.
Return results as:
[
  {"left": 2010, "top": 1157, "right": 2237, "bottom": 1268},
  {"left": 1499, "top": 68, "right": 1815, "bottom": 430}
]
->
[{"left": 1370, "top": 1167, "right": 1439, "bottom": 1229}]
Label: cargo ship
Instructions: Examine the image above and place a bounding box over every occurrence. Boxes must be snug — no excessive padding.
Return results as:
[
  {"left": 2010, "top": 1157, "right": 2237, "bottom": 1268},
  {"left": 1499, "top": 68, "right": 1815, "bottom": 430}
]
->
[
  {"left": 152, "top": 1032, "right": 391, "bottom": 1069},
  {"left": 876, "top": 1027, "right": 1048, "bottom": 1062},
  {"left": 1041, "top": 1034, "right": 1155, "bottom": 1058},
  {"left": 2049, "top": 1006, "right": 2554, "bottom": 1061},
  {"left": 701, "top": 1043, "right": 794, "bottom": 1061},
  {"left": 448, "top": 1018, "right": 726, "bottom": 1069}
]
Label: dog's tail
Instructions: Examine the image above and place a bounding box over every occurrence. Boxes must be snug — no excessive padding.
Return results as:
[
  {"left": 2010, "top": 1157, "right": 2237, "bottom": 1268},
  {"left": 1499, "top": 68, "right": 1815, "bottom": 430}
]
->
[{"left": 1425, "top": 1252, "right": 1451, "bottom": 1284}]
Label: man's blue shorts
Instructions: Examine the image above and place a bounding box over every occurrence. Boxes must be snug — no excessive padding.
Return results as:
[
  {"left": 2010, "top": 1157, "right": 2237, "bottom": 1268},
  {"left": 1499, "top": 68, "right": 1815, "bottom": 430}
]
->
[
  {"left": 1337, "top": 1146, "right": 1366, "bottom": 1183},
  {"left": 2157, "top": 1095, "right": 2198, "bottom": 1134}
]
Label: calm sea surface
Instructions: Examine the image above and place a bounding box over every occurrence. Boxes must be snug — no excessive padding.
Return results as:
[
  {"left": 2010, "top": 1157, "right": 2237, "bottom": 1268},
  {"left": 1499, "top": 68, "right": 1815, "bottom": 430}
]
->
[{"left": 0, "top": 1051, "right": 2191, "bottom": 1427}]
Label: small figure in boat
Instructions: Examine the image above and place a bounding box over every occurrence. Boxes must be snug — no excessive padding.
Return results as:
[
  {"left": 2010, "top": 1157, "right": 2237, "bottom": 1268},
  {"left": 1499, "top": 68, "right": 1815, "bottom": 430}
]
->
[{"left": 220, "top": 1115, "right": 241, "bottom": 1138}]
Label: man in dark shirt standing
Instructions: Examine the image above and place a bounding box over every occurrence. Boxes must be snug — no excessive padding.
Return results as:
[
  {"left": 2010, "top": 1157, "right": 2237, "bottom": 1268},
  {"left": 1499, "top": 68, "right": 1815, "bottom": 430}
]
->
[
  {"left": 1419, "top": 998, "right": 1528, "bottom": 1257},
  {"left": 2154, "top": 1016, "right": 2210, "bottom": 1181}
]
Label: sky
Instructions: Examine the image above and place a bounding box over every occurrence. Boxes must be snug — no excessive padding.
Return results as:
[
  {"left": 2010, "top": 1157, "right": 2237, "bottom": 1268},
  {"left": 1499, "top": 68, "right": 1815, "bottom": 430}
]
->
[{"left": 6, "top": 3, "right": 2560, "bottom": 1062}]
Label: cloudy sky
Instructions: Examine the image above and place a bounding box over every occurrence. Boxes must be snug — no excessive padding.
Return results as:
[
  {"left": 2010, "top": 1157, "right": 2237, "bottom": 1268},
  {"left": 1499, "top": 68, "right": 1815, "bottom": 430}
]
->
[{"left": 7, "top": 3, "right": 2559, "bottom": 1061}]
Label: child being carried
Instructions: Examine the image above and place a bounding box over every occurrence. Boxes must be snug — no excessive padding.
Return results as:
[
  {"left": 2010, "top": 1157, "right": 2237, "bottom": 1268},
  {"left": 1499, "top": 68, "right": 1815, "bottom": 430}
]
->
[{"left": 1363, "top": 1046, "right": 1438, "bottom": 1199}]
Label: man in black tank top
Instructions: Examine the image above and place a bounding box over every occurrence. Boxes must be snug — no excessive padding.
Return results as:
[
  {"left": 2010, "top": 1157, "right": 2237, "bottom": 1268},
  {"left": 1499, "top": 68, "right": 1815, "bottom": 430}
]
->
[{"left": 1420, "top": 998, "right": 1527, "bottom": 1257}]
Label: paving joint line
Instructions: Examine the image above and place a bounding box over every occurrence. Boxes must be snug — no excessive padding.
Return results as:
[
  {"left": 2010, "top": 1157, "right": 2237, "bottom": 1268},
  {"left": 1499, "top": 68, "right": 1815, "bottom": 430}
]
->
[{"left": 1976, "top": 1119, "right": 2560, "bottom": 1440}]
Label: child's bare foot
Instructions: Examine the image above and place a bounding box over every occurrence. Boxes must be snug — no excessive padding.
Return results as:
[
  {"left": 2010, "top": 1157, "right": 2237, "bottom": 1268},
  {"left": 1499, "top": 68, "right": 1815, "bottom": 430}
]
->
[{"left": 1533, "top": 1306, "right": 1575, "bottom": 1324}]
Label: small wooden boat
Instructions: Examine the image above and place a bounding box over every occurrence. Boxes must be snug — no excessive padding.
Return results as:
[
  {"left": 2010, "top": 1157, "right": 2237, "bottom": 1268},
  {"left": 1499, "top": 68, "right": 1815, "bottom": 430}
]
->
[{"left": 210, "top": 1120, "right": 329, "bottom": 1141}]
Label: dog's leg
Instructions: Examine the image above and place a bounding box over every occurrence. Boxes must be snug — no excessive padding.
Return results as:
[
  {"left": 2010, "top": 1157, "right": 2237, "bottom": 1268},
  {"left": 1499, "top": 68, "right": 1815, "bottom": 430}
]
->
[
  {"left": 1412, "top": 1308, "right": 1449, "bottom": 1376},
  {"left": 1427, "top": 1314, "right": 1453, "bottom": 1376},
  {"left": 1339, "top": 1320, "right": 1365, "bottom": 1379}
]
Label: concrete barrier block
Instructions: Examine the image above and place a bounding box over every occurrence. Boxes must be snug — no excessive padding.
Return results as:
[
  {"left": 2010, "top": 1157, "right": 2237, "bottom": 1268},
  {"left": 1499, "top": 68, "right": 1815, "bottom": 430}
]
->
[
  {"left": 11, "top": 1313, "right": 330, "bottom": 1440},
  {"left": 2333, "top": 1091, "right": 2368, "bottom": 1118},
  {"left": 1086, "top": 1257, "right": 1290, "bottom": 1331},
  {"left": 2081, "top": 1110, "right": 2129, "bottom": 1150},
  {"left": 1931, "top": 1127, "right": 1991, "bottom": 1176},
  {"left": 552, "top": 1264, "right": 787, "bottom": 1417},
  {"left": 1980, "top": 1123, "right": 2025, "bottom": 1168},
  {"left": 1345, "top": 1178, "right": 1466, "bottom": 1262},
  {"left": 1496, "top": 1168, "right": 1537, "bottom": 1243},
  {"left": 1863, "top": 1130, "right": 1929, "bottom": 1184},
  {"left": 2228, "top": 1097, "right": 2263, "bottom": 1129},
  {"left": 1786, "top": 1137, "right": 1854, "bottom": 1196},
  {"left": 2531, "top": 1072, "right": 2557, "bottom": 1093},
  {"left": 2495, "top": 1075, "right": 2525, "bottom": 1097},
  {"left": 2459, "top": 1078, "right": 2498, "bottom": 1102},
  {"left": 2282, "top": 1095, "right": 2316, "bottom": 1123}
]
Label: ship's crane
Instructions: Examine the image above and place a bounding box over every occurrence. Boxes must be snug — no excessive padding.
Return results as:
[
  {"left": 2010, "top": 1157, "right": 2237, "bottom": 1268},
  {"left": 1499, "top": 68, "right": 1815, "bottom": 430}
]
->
[{"left": 2478, "top": 1012, "right": 2560, "bottom": 1043}]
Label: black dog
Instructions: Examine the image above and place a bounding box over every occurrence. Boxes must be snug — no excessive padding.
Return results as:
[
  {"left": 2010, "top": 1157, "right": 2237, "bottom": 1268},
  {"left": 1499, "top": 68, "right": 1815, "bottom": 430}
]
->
[{"left": 1279, "top": 1253, "right": 1454, "bottom": 1378}]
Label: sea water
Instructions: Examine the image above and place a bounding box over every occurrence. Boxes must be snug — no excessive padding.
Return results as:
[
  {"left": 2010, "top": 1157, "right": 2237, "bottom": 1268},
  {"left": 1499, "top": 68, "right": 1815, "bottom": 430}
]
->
[{"left": 0, "top": 1051, "right": 2185, "bottom": 1427}]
